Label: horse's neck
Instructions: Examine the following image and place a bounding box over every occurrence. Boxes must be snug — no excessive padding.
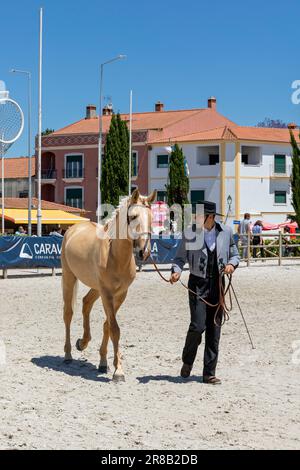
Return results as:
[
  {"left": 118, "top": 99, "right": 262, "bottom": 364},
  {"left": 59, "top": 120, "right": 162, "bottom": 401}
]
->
[{"left": 109, "top": 210, "right": 133, "bottom": 263}]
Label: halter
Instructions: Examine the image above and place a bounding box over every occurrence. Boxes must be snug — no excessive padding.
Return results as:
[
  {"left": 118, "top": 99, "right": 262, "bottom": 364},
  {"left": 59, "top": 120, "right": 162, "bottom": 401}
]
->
[{"left": 127, "top": 203, "right": 152, "bottom": 254}]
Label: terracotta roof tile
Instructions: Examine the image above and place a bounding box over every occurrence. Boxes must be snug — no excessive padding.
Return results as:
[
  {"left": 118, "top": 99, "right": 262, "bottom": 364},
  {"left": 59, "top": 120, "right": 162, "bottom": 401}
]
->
[
  {"left": 51, "top": 108, "right": 235, "bottom": 140},
  {"left": 0, "top": 157, "right": 35, "bottom": 179},
  {"left": 3, "top": 198, "right": 84, "bottom": 213},
  {"left": 149, "top": 125, "right": 300, "bottom": 144}
]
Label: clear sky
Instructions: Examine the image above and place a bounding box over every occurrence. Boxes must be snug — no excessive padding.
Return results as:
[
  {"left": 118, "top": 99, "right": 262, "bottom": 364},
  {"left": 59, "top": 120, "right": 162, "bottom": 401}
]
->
[{"left": 1, "top": 0, "right": 299, "bottom": 157}]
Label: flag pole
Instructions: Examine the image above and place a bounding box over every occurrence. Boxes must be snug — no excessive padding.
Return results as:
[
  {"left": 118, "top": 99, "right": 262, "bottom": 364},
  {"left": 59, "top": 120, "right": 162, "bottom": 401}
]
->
[
  {"left": 37, "top": 7, "right": 43, "bottom": 236},
  {"left": 128, "top": 90, "right": 132, "bottom": 195}
]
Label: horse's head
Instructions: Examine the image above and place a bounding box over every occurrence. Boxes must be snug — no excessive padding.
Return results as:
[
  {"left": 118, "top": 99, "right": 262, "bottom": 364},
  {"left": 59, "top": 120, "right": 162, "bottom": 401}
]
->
[{"left": 128, "top": 188, "right": 156, "bottom": 261}]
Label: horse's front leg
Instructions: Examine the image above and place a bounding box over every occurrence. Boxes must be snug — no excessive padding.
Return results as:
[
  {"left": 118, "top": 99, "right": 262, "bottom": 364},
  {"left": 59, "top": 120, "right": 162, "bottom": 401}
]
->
[{"left": 102, "top": 291, "right": 127, "bottom": 382}]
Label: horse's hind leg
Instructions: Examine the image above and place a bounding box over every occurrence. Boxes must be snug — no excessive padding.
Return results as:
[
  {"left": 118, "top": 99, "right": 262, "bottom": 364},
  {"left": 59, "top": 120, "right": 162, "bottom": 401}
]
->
[
  {"left": 76, "top": 288, "right": 99, "bottom": 352},
  {"left": 62, "top": 270, "right": 77, "bottom": 363}
]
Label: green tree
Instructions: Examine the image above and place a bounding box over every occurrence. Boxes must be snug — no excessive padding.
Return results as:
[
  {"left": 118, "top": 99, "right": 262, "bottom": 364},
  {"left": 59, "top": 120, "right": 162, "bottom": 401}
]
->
[
  {"left": 41, "top": 128, "right": 54, "bottom": 136},
  {"left": 116, "top": 113, "right": 129, "bottom": 195},
  {"left": 166, "top": 143, "right": 189, "bottom": 208},
  {"left": 290, "top": 131, "right": 300, "bottom": 227},
  {"left": 101, "top": 114, "right": 129, "bottom": 206}
]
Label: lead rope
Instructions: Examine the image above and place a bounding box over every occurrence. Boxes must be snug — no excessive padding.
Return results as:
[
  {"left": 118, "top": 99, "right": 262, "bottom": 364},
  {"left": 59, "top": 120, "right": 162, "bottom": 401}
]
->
[{"left": 149, "top": 256, "right": 255, "bottom": 349}]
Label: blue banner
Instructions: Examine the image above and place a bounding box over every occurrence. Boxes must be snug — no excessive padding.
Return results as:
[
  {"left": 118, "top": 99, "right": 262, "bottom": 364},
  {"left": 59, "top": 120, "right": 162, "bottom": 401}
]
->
[
  {"left": 148, "top": 236, "right": 180, "bottom": 264},
  {"left": 0, "top": 235, "right": 180, "bottom": 269},
  {"left": 0, "top": 236, "right": 63, "bottom": 269}
]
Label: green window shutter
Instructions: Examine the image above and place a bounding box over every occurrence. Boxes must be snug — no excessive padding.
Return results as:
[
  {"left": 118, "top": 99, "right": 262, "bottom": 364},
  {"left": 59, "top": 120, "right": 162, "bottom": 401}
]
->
[
  {"left": 132, "top": 152, "right": 138, "bottom": 177},
  {"left": 66, "top": 155, "right": 83, "bottom": 178},
  {"left": 191, "top": 190, "right": 205, "bottom": 205},
  {"left": 157, "top": 155, "right": 169, "bottom": 168},
  {"left": 66, "top": 155, "right": 82, "bottom": 163},
  {"left": 191, "top": 190, "right": 205, "bottom": 212},
  {"left": 274, "top": 155, "right": 286, "bottom": 174},
  {"left": 274, "top": 191, "right": 286, "bottom": 204},
  {"left": 157, "top": 191, "right": 167, "bottom": 202},
  {"left": 66, "top": 188, "right": 83, "bottom": 208}
]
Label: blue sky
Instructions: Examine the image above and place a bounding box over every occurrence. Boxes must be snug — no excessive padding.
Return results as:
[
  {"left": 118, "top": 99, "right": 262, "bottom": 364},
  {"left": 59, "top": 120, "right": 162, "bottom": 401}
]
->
[{"left": 1, "top": 0, "right": 299, "bottom": 157}]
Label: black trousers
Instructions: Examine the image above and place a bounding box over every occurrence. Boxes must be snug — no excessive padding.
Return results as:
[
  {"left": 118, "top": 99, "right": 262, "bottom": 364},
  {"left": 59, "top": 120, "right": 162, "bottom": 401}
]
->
[
  {"left": 182, "top": 273, "right": 222, "bottom": 377},
  {"left": 253, "top": 236, "right": 264, "bottom": 258}
]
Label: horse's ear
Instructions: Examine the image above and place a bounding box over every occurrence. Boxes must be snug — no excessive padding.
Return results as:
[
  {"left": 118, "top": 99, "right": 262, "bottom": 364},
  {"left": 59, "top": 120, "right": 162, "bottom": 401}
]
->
[
  {"left": 146, "top": 190, "right": 157, "bottom": 205},
  {"left": 131, "top": 188, "right": 140, "bottom": 204}
]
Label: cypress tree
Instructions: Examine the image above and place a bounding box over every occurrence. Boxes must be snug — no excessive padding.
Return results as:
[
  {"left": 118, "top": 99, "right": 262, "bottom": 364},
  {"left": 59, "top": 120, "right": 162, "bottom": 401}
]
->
[
  {"left": 116, "top": 113, "right": 129, "bottom": 195},
  {"left": 290, "top": 131, "right": 300, "bottom": 227},
  {"left": 166, "top": 143, "right": 189, "bottom": 208},
  {"left": 101, "top": 113, "right": 129, "bottom": 207}
]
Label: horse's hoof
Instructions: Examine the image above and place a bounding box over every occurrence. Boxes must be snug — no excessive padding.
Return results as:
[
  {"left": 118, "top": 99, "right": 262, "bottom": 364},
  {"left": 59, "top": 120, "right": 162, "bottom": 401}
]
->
[
  {"left": 98, "top": 365, "right": 110, "bottom": 374},
  {"left": 75, "top": 338, "right": 83, "bottom": 351},
  {"left": 63, "top": 358, "right": 73, "bottom": 364},
  {"left": 112, "top": 374, "right": 125, "bottom": 383}
]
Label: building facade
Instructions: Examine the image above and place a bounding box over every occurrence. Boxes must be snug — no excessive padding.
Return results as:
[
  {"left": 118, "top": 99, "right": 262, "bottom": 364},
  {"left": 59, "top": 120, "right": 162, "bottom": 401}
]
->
[
  {"left": 0, "top": 157, "right": 35, "bottom": 198},
  {"left": 37, "top": 98, "right": 299, "bottom": 225},
  {"left": 149, "top": 124, "right": 297, "bottom": 224}
]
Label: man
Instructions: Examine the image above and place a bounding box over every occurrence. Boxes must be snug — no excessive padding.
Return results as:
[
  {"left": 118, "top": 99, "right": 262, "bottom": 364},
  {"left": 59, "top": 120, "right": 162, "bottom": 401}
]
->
[
  {"left": 238, "top": 213, "right": 251, "bottom": 259},
  {"left": 170, "top": 201, "right": 240, "bottom": 384},
  {"left": 15, "top": 226, "right": 26, "bottom": 236}
]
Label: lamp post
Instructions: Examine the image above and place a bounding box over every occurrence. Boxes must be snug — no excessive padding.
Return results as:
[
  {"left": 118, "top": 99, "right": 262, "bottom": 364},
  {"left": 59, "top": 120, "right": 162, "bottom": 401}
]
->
[
  {"left": 10, "top": 69, "right": 32, "bottom": 235},
  {"left": 97, "top": 54, "right": 126, "bottom": 224}
]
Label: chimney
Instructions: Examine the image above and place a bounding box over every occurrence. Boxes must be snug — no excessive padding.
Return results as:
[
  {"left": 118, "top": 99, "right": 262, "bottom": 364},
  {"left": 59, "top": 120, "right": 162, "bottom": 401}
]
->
[
  {"left": 86, "top": 104, "right": 97, "bottom": 119},
  {"left": 288, "top": 122, "right": 297, "bottom": 130},
  {"left": 208, "top": 96, "right": 217, "bottom": 110},
  {"left": 102, "top": 104, "right": 113, "bottom": 116},
  {"left": 155, "top": 101, "right": 164, "bottom": 112}
]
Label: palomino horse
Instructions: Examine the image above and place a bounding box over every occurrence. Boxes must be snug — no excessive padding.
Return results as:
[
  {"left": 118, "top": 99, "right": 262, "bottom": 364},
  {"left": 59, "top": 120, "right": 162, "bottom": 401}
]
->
[{"left": 61, "top": 189, "right": 156, "bottom": 382}]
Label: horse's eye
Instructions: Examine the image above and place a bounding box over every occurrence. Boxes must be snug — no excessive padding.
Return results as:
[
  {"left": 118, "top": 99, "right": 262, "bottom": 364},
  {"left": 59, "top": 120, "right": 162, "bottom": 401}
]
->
[{"left": 130, "top": 215, "right": 138, "bottom": 221}]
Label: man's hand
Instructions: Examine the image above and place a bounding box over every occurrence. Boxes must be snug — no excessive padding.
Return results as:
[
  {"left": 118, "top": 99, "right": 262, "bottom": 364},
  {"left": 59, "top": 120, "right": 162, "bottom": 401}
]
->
[
  {"left": 224, "top": 264, "right": 235, "bottom": 275},
  {"left": 170, "top": 272, "right": 180, "bottom": 284}
]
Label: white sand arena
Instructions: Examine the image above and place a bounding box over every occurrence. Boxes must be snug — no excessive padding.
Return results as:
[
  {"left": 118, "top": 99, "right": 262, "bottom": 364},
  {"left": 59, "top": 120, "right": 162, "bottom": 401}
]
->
[{"left": 0, "top": 263, "right": 300, "bottom": 450}]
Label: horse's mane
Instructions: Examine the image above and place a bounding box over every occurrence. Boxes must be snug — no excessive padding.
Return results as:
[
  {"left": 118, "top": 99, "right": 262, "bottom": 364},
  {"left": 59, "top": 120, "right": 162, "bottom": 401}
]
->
[{"left": 104, "top": 196, "right": 130, "bottom": 238}]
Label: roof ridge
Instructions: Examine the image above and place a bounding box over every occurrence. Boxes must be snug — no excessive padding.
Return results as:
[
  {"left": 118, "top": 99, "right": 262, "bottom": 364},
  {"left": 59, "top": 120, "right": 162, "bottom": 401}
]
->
[
  {"left": 168, "top": 125, "right": 228, "bottom": 140},
  {"left": 231, "top": 124, "right": 291, "bottom": 131},
  {"left": 161, "top": 109, "right": 205, "bottom": 130},
  {"left": 222, "top": 125, "right": 238, "bottom": 139}
]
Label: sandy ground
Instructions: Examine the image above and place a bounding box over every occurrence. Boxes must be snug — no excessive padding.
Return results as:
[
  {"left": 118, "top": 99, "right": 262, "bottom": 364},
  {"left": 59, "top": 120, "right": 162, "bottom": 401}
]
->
[{"left": 0, "top": 263, "right": 300, "bottom": 450}]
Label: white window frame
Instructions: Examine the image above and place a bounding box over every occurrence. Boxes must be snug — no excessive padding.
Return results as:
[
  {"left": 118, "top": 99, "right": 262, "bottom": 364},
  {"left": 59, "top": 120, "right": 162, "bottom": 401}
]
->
[
  {"left": 156, "top": 154, "right": 169, "bottom": 169},
  {"left": 64, "top": 185, "right": 84, "bottom": 209},
  {"left": 64, "top": 153, "right": 85, "bottom": 179},
  {"left": 132, "top": 150, "right": 138, "bottom": 179},
  {"left": 274, "top": 190, "right": 287, "bottom": 206}
]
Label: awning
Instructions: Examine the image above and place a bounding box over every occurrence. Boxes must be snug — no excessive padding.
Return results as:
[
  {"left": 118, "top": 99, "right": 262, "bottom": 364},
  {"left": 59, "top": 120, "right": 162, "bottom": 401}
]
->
[{"left": 2, "top": 209, "right": 90, "bottom": 225}]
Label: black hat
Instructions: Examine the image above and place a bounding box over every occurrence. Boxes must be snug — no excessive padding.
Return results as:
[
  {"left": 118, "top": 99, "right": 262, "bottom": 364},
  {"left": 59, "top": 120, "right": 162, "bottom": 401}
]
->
[{"left": 193, "top": 200, "right": 223, "bottom": 216}]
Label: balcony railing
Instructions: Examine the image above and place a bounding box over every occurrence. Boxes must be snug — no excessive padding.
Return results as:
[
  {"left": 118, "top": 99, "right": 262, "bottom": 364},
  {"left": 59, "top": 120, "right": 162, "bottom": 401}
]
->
[
  {"left": 270, "top": 163, "right": 292, "bottom": 177},
  {"left": 63, "top": 168, "right": 84, "bottom": 179},
  {"left": 65, "top": 198, "right": 83, "bottom": 209},
  {"left": 41, "top": 169, "right": 57, "bottom": 179}
]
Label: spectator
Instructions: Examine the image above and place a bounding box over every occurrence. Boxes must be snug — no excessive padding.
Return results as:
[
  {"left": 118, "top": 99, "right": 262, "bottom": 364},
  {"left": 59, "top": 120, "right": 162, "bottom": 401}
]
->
[
  {"left": 282, "top": 226, "right": 292, "bottom": 257},
  {"left": 49, "top": 226, "right": 63, "bottom": 237},
  {"left": 15, "top": 226, "right": 26, "bottom": 236},
  {"left": 238, "top": 213, "right": 251, "bottom": 259},
  {"left": 252, "top": 220, "right": 264, "bottom": 259}
]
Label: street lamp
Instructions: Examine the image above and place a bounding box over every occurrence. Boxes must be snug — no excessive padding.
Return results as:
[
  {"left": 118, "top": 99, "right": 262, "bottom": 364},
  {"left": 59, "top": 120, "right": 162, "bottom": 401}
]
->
[
  {"left": 97, "top": 54, "right": 127, "bottom": 223},
  {"left": 10, "top": 68, "right": 32, "bottom": 235}
]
